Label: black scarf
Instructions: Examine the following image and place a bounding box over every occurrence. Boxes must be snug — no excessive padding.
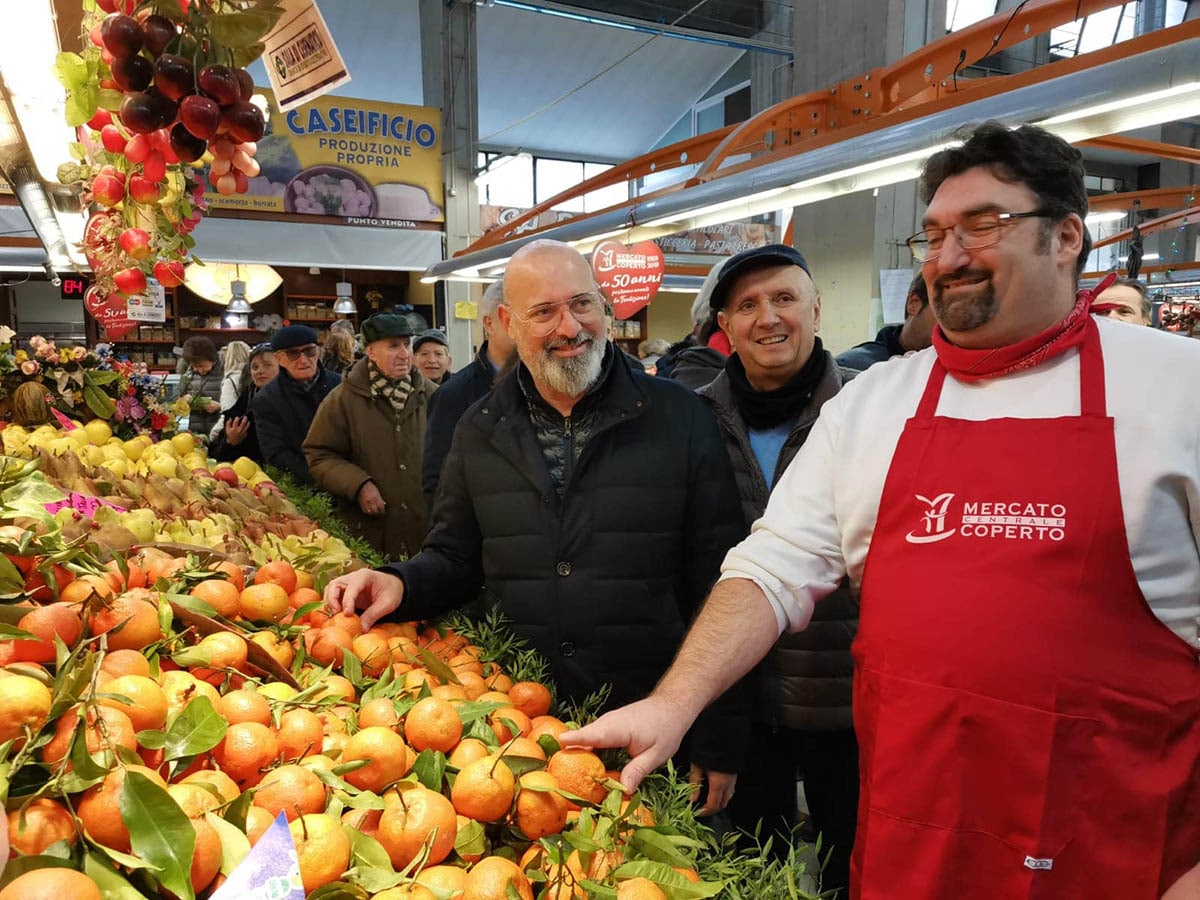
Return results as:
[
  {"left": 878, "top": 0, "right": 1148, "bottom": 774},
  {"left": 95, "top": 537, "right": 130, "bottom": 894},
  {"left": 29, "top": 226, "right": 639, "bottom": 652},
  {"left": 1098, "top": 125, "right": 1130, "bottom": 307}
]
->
[{"left": 725, "top": 338, "right": 828, "bottom": 430}]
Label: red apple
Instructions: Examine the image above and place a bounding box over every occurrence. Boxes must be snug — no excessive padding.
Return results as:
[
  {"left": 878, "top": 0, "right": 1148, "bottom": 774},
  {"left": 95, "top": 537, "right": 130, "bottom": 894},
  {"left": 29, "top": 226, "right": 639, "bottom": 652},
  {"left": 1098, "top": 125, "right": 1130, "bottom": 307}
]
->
[
  {"left": 124, "top": 133, "right": 151, "bottom": 164},
  {"left": 153, "top": 260, "right": 185, "bottom": 287},
  {"left": 114, "top": 267, "right": 147, "bottom": 296},
  {"left": 142, "top": 150, "right": 166, "bottom": 183},
  {"left": 100, "top": 124, "right": 127, "bottom": 154},
  {"left": 128, "top": 174, "right": 160, "bottom": 203},
  {"left": 87, "top": 108, "right": 113, "bottom": 131},
  {"left": 118, "top": 228, "right": 152, "bottom": 260},
  {"left": 92, "top": 173, "right": 125, "bottom": 207},
  {"left": 213, "top": 466, "right": 239, "bottom": 486}
]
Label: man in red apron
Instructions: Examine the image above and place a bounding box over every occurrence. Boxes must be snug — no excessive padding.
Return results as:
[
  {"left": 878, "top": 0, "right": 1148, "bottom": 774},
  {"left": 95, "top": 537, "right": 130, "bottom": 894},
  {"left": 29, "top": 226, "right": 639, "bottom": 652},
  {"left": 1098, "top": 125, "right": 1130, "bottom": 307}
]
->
[{"left": 564, "top": 121, "right": 1200, "bottom": 898}]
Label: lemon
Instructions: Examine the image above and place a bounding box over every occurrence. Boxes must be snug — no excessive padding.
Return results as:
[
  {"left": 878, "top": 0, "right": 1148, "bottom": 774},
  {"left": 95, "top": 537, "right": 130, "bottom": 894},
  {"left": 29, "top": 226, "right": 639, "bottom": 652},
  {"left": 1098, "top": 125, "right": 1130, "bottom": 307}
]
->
[
  {"left": 99, "top": 456, "right": 129, "bottom": 478},
  {"left": 148, "top": 455, "right": 180, "bottom": 479},
  {"left": 232, "top": 457, "right": 259, "bottom": 481},
  {"left": 258, "top": 682, "right": 298, "bottom": 703},
  {"left": 170, "top": 431, "right": 195, "bottom": 456},
  {"left": 67, "top": 428, "right": 92, "bottom": 447},
  {"left": 122, "top": 439, "right": 146, "bottom": 461}
]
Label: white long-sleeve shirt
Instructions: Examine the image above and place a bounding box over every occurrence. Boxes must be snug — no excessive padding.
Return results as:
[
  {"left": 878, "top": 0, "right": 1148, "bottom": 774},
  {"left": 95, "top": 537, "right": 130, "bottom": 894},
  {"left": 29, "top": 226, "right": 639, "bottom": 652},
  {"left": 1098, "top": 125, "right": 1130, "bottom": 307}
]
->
[{"left": 723, "top": 316, "right": 1200, "bottom": 651}]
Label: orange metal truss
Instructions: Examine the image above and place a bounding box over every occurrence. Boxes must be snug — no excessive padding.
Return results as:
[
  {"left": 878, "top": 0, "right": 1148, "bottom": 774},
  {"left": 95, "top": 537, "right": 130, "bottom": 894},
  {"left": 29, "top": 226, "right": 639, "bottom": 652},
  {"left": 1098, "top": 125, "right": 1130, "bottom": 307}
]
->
[
  {"left": 464, "top": 0, "right": 1192, "bottom": 256},
  {"left": 1093, "top": 205, "right": 1200, "bottom": 250},
  {"left": 1088, "top": 186, "right": 1200, "bottom": 213},
  {"left": 1081, "top": 136, "right": 1200, "bottom": 166}
]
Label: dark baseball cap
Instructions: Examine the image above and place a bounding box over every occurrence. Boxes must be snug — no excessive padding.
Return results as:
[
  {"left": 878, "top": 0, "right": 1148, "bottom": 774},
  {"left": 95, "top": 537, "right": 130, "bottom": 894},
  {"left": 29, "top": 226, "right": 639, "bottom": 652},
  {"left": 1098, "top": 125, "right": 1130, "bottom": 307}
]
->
[
  {"left": 413, "top": 329, "right": 449, "bottom": 351},
  {"left": 708, "top": 244, "right": 812, "bottom": 310}
]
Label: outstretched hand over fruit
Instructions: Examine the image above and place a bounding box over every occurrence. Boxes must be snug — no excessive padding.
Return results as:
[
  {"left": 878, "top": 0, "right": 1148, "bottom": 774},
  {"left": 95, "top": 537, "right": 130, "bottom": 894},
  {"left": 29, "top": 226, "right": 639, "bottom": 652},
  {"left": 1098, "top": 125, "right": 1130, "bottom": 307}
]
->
[
  {"left": 324, "top": 568, "right": 404, "bottom": 631},
  {"left": 560, "top": 696, "right": 693, "bottom": 796}
]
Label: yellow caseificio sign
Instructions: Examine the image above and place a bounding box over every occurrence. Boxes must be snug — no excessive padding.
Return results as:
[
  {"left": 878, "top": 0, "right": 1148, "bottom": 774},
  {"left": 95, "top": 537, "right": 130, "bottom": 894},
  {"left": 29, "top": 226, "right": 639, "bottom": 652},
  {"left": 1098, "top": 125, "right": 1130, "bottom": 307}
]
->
[{"left": 204, "top": 89, "right": 444, "bottom": 230}]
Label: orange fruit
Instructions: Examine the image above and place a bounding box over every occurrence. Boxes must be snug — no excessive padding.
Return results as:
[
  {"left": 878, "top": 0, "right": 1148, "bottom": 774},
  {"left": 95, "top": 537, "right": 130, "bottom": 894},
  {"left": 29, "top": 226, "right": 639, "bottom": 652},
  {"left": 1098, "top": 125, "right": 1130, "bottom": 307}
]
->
[
  {"left": 326, "top": 611, "right": 363, "bottom": 637},
  {"left": 313, "top": 674, "right": 357, "bottom": 703},
  {"left": 616, "top": 878, "right": 668, "bottom": 899},
  {"left": 401, "top": 669, "right": 441, "bottom": 694},
  {"left": 189, "top": 816, "right": 223, "bottom": 893},
  {"left": 489, "top": 706, "right": 531, "bottom": 743},
  {"left": 181, "top": 769, "right": 241, "bottom": 804},
  {"left": 0, "top": 869, "right": 102, "bottom": 900},
  {"left": 373, "top": 886, "right": 438, "bottom": 900},
  {"left": 160, "top": 670, "right": 220, "bottom": 718},
  {"left": 245, "top": 805, "right": 275, "bottom": 845},
  {"left": 672, "top": 866, "right": 701, "bottom": 883},
  {"left": 448, "top": 652, "right": 484, "bottom": 676},
  {"left": 448, "top": 737, "right": 491, "bottom": 769},
  {"left": 304, "top": 626, "right": 353, "bottom": 667},
  {"left": 13, "top": 602, "right": 83, "bottom": 663},
  {"left": 0, "top": 673, "right": 52, "bottom": 745},
  {"left": 340, "top": 727, "right": 410, "bottom": 793},
  {"left": 341, "top": 807, "right": 382, "bottom": 841},
  {"left": 190, "top": 631, "right": 249, "bottom": 685},
  {"left": 432, "top": 683, "right": 469, "bottom": 702},
  {"left": 42, "top": 704, "right": 137, "bottom": 766},
  {"left": 250, "top": 630, "right": 296, "bottom": 668},
  {"left": 7, "top": 797, "right": 77, "bottom": 855},
  {"left": 376, "top": 785, "right": 457, "bottom": 869},
  {"left": 277, "top": 708, "right": 325, "bottom": 761},
  {"left": 208, "top": 560, "right": 245, "bottom": 592},
  {"left": 404, "top": 696, "right": 464, "bottom": 753},
  {"left": 218, "top": 688, "right": 272, "bottom": 726},
  {"left": 214, "top": 721, "right": 279, "bottom": 787},
  {"left": 60, "top": 574, "right": 114, "bottom": 604},
  {"left": 253, "top": 763, "right": 327, "bottom": 821},
  {"left": 76, "top": 765, "right": 166, "bottom": 851},
  {"left": 289, "top": 813, "right": 351, "bottom": 894},
  {"left": 238, "top": 582, "right": 289, "bottom": 623},
  {"left": 254, "top": 560, "right": 298, "bottom": 594},
  {"left": 357, "top": 697, "right": 401, "bottom": 729},
  {"left": 415, "top": 865, "right": 469, "bottom": 894},
  {"left": 100, "top": 648, "right": 151, "bottom": 679},
  {"left": 476, "top": 691, "right": 511, "bottom": 706},
  {"left": 351, "top": 632, "right": 391, "bottom": 676},
  {"left": 508, "top": 682, "right": 552, "bottom": 719},
  {"left": 168, "top": 782, "right": 224, "bottom": 818},
  {"left": 98, "top": 673, "right": 168, "bottom": 732},
  {"left": 457, "top": 671, "right": 489, "bottom": 700},
  {"left": 288, "top": 586, "right": 321, "bottom": 610},
  {"left": 190, "top": 578, "right": 241, "bottom": 619},
  {"left": 529, "top": 716, "right": 568, "bottom": 743},
  {"left": 484, "top": 670, "right": 514, "bottom": 694},
  {"left": 515, "top": 770, "right": 568, "bottom": 840},
  {"left": 86, "top": 592, "right": 162, "bottom": 651},
  {"left": 451, "top": 755, "right": 516, "bottom": 823},
  {"left": 546, "top": 749, "right": 608, "bottom": 806},
  {"left": 499, "top": 736, "right": 546, "bottom": 762},
  {"left": 463, "top": 856, "right": 534, "bottom": 900}
]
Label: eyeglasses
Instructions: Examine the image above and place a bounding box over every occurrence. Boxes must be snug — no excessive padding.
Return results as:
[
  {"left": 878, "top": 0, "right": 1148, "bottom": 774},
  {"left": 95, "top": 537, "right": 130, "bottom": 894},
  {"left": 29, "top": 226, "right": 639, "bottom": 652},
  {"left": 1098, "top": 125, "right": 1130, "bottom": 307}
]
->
[
  {"left": 906, "top": 209, "right": 1053, "bottom": 262},
  {"left": 279, "top": 345, "right": 319, "bottom": 361},
  {"left": 505, "top": 293, "right": 603, "bottom": 336}
]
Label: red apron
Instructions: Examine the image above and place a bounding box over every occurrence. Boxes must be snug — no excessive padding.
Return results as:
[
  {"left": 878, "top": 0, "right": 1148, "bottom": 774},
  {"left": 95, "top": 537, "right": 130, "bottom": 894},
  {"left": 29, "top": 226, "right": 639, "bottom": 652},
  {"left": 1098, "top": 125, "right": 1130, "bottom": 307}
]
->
[{"left": 852, "top": 319, "right": 1200, "bottom": 899}]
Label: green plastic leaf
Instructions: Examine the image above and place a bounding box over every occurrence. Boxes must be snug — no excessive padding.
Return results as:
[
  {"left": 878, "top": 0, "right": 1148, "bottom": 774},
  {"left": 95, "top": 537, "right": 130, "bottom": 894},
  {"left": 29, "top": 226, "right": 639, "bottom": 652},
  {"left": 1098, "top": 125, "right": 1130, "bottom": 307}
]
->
[
  {"left": 223, "top": 787, "right": 253, "bottom": 832},
  {"left": 205, "top": 811, "right": 251, "bottom": 876},
  {"left": 496, "top": 753, "right": 544, "bottom": 778},
  {"left": 231, "top": 41, "right": 268, "bottom": 69},
  {"left": 346, "top": 827, "right": 394, "bottom": 873},
  {"left": 84, "top": 852, "right": 147, "bottom": 900},
  {"left": 450, "top": 700, "right": 505, "bottom": 726},
  {"left": 136, "top": 729, "right": 167, "bottom": 750},
  {"left": 410, "top": 749, "right": 447, "bottom": 791},
  {"left": 0, "top": 621, "right": 35, "bottom": 640},
  {"left": 338, "top": 790, "right": 386, "bottom": 811},
  {"left": 416, "top": 647, "right": 460, "bottom": 685},
  {"left": 611, "top": 861, "right": 725, "bottom": 898},
  {"left": 65, "top": 84, "right": 99, "bottom": 128},
  {"left": 340, "top": 647, "right": 363, "bottom": 685},
  {"left": 627, "top": 829, "right": 694, "bottom": 869},
  {"left": 163, "top": 695, "right": 228, "bottom": 761},
  {"left": 119, "top": 770, "right": 196, "bottom": 900},
  {"left": 69, "top": 723, "right": 115, "bottom": 781},
  {"left": 208, "top": 11, "right": 276, "bottom": 48},
  {"left": 85, "top": 369, "right": 122, "bottom": 386},
  {"left": 82, "top": 383, "right": 117, "bottom": 419},
  {"left": 53, "top": 52, "right": 88, "bottom": 91}
]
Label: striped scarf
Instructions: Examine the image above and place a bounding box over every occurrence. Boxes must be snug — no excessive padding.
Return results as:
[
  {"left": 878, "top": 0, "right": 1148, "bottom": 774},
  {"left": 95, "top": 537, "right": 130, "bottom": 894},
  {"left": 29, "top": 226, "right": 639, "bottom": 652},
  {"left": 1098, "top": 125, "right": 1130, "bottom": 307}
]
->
[{"left": 367, "top": 359, "right": 414, "bottom": 418}]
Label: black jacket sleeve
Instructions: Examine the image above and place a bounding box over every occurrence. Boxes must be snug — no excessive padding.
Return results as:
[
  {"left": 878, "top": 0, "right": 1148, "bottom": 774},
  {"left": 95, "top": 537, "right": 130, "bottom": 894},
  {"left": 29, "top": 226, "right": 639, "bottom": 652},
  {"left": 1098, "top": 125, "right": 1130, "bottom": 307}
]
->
[
  {"left": 678, "top": 397, "right": 751, "bottom": 774},
  {"left": 252, "top": 391, "right": 310, "bottom": 482},
  {"left": 382, "top": 418, "right": 485, "bottom": 620},
  {"left": 421, "top": 380, "right": 467, "bottom": 510}
]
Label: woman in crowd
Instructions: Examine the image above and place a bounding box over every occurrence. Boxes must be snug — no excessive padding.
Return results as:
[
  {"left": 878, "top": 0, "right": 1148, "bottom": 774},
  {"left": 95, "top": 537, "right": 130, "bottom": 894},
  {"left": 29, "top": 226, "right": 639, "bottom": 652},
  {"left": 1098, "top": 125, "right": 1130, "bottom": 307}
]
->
[
  {"left": 321, "top": 327, "right": 357, "bottom": 376},
  {"left": 210, "top": 341, "right": 250, "bottom": 441},
  {"left": 209, "top": 343, "right": 278, "bottom": 463}
]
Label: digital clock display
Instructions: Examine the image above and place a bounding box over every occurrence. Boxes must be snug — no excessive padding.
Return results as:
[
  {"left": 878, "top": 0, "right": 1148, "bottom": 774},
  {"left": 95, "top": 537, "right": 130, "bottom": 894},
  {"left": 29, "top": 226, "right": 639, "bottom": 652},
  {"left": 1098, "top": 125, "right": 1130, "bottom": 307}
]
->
[{"left": 60, "top": 277, "right": 88, "bottom": 299}]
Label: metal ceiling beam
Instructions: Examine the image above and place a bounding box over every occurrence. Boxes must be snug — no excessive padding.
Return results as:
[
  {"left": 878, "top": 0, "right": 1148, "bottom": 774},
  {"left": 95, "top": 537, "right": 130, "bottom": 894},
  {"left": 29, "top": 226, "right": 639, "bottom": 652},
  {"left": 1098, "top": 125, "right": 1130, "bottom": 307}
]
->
[
  {"left": 1093, "top": 204, "right": 1200, "bottom": 248},
  {"left": 490, "top": 0, "right": 793, "bottom": 56},
  {"left": 1080, "top": 135, "right": 1200, "bottom": 164},
  {"left": 1088, "top": 185, "right": 1200, "bottom": 211}
]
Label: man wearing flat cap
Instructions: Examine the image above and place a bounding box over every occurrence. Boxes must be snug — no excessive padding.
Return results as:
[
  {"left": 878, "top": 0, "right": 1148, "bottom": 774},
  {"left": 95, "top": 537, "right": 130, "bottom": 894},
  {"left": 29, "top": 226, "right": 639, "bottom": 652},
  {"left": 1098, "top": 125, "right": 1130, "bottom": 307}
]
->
[
  {"left": 413, "top": 329, "right": 453, "bottom": 385},
  {"left": 304, "top": 313, "right": 437, "bottom": 560},
  {"left": 252, "top": 324, "right": 341, "bottom": 482},
  {"left": 694, "top": 244, "right": 860, "bottom": 892}
]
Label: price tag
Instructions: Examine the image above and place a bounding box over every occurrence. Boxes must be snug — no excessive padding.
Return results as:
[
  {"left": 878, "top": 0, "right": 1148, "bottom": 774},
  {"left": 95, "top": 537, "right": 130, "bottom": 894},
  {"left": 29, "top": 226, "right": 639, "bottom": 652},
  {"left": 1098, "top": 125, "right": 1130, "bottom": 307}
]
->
[
  {"left": 210, "top": 813, "right": 305, "bottom": 900},
  {"left": 43, "top": 492, "right": 128, "bottom": 517}
]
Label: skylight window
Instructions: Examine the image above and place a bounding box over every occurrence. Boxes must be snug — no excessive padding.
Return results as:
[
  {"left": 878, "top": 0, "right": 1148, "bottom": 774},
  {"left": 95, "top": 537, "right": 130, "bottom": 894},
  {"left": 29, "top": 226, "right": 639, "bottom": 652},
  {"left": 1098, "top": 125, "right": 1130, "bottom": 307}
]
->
[{"left": 946, "top": 0, "right": 998, "bottom": 32}]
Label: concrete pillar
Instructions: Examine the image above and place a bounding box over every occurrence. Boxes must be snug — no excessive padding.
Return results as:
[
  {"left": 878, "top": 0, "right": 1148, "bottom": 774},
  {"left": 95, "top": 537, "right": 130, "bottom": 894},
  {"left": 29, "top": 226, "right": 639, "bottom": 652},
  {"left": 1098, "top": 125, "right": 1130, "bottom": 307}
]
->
[
  {"left": 750, "top": 4, "right": 792, "bottom": 114},
  {"left": 790, "top": 0, "right": 944, "bottom": 352},
  {"left": 421, "top": 0, "right": 480, "bottom": 364}
]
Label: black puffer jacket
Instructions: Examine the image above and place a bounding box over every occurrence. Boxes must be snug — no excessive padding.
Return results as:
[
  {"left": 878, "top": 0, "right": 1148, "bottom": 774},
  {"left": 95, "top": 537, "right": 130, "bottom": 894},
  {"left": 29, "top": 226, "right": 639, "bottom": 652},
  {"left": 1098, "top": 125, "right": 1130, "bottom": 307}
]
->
[
  {"left": 250, "top": 366, "right": 341, "bottom": 483},
  {"left": 386, "top": 348, "right": 747, "bottom": 771},
  {"left": 697, "top": 352, "right": 860, "bottom": 731},
  {"left": 422, "top": 342, "right": 502, "bottom": 508}
]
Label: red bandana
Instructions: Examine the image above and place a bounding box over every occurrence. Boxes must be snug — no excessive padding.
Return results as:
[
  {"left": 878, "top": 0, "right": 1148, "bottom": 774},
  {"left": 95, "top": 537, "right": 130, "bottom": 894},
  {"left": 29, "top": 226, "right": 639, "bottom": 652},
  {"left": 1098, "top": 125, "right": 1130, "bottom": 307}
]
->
[{"left": 933, "top": 273, "right": 1118, "bottom": 382}]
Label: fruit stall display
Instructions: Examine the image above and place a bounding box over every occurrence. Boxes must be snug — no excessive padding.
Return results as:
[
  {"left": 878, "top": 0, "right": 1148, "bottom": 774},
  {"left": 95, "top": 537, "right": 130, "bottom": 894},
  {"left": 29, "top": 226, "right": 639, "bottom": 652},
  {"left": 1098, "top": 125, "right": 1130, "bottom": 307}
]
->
[{"left": 0, "top": 444, "right": 818, "bottom": 899}]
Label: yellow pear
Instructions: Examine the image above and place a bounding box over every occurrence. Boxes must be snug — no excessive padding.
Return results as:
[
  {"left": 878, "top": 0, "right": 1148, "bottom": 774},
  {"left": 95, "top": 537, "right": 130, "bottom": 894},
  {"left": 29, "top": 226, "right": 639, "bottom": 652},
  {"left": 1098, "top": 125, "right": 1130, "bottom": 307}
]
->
[
  {"left": 83, "top": 419, "right": 113, "bottom": 445},
  {"left": 99, "top": 456, "right": 128, "bottom": 478},
  {"left": 81, "top": 444, "right": 106, "bottom": 467},
  {"left": 67, "top": 428, "right": 92, "bottom": 447},
  {"left": 148, "top": 455, "right": 180, "bottom": 479},
  {"left": 170, "top": 431, "right": 195, "bottom": 456},
  {"left": 47, "top": 437, "right": 76, "bottom": 456},
  {"left": 123, "top": 439, "right": 146, "bottom": 461}
]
